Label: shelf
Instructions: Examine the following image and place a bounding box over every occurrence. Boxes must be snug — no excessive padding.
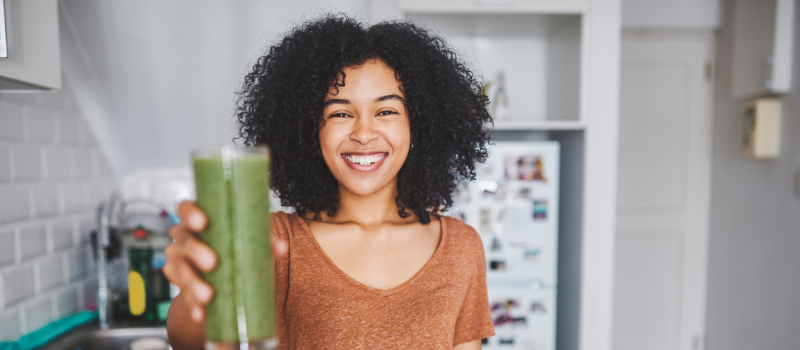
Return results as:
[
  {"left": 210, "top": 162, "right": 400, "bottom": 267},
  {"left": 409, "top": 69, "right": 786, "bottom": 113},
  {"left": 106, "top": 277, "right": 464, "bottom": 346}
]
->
[
  {"left": 397, "top": 0, "right": 587, "bottom": 14},
  {"left": 492, "top": 120, "right": 586, "bottom": 131},
  {"left": 406, "top": 13, "right": 582, "bottom": 124}
]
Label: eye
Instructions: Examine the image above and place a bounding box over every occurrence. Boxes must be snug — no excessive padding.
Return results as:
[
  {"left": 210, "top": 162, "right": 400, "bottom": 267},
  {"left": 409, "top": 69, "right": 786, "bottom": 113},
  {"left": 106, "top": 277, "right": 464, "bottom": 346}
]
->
[
  {"left": 376, "top": 110, "right": 398, "bottom": 116},
  {"left": 329, "top": 112, "right": 351, "bottom": 118}
]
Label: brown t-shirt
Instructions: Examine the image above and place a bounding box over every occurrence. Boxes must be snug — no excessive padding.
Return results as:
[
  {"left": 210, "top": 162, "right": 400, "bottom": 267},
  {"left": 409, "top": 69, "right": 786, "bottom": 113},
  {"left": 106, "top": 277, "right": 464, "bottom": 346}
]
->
[{"left": 271, "top": 211, "right": 495, "bottom": 349}]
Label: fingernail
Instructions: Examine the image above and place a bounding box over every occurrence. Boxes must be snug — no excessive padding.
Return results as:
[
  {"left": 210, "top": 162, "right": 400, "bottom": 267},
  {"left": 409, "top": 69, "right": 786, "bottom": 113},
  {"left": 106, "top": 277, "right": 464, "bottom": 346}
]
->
[
  {"left": 189, "top": 212, "right": 204, "bottom": 229},
  {"left": 191, "top": 306, "right": 203, "bottom": 321},
  {"left": 195, "top": 285, "right": 211, "bottom": 303},
  {"left": 199, "top": 250, "right": 216, "bottom": 270}
]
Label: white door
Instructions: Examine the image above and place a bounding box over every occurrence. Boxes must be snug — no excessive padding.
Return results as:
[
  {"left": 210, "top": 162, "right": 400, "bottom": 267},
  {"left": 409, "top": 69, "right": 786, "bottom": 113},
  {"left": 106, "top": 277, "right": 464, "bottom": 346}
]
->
[{"left": 612, "top": 31, "right": 714, "bottom": 350}]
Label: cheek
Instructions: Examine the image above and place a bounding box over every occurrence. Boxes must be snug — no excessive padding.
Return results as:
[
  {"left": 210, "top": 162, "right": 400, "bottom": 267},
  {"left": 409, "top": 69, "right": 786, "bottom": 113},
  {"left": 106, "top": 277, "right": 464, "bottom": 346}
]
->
[{"left": 318, "top": 125, "right": 342, "bottom": 153}]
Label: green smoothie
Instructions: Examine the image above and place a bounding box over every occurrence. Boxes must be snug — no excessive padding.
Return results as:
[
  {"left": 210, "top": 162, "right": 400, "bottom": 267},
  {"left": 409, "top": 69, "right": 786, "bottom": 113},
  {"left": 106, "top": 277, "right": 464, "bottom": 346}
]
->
[{"left": 193, "top": 147, "right": 274, "bottom": 346}]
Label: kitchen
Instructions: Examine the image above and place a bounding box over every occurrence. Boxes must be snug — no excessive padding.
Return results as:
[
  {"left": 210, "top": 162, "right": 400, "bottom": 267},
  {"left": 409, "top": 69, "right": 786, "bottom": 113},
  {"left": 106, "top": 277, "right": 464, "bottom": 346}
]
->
[{"left": 0, "top": 0, "right": 798, "bottom": 349}]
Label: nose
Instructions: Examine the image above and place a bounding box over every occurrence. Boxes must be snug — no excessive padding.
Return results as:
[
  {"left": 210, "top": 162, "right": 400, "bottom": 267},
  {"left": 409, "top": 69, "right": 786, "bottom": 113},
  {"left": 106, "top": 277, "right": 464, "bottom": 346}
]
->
[{"left": 350, "top": 115, "right": 379, "bottom": 145}]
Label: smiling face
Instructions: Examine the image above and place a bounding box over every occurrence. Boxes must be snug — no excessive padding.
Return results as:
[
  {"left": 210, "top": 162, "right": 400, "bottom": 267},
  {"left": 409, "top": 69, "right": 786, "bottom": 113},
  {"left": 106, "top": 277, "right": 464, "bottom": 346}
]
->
[{"left": 319, "top": 59, "right": 411, "bottom": 198}]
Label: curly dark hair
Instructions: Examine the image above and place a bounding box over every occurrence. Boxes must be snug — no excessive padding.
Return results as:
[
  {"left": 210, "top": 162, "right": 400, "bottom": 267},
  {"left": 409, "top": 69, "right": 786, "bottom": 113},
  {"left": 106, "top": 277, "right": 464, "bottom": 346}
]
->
[{"left": 235, "top": 14, "right": 492, "bottom": 224}]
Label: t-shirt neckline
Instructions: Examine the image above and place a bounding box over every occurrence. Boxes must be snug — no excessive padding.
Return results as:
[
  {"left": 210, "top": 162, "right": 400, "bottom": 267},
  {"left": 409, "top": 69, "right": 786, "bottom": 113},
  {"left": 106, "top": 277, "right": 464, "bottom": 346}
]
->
[{"left": 293, "top": 214, "right": 448, "bottom": 297}]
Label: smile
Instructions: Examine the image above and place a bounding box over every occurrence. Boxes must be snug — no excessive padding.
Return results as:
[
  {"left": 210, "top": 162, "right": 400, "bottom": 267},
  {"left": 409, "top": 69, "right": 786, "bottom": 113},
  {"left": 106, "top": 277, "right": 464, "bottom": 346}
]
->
[{"left": 341, "top": 152, "right": 389, "bottom": 172}]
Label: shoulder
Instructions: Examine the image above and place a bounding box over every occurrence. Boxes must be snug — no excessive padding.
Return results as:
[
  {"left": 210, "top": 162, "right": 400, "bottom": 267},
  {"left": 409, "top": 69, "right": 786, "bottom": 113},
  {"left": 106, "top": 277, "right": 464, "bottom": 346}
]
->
[
  {"left": 442, "top": 216, "right": 485, "bottom": 258},
  {"left": 270, "top": 211, "right": 301, "bottom": 241}
]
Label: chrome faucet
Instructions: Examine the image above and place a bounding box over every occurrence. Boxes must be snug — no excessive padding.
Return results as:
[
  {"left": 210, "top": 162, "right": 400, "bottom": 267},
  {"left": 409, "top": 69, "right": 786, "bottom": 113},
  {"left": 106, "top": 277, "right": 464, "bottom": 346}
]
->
[{"left": 95, "top": 194, "right": 123, "bottom": 330}]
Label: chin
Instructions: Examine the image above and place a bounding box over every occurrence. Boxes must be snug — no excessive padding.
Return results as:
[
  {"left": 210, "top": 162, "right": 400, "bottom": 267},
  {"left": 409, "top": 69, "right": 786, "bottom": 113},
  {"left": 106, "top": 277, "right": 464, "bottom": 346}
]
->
[{"left": 340, "top": 179, "right": 391, "bottom": 197}]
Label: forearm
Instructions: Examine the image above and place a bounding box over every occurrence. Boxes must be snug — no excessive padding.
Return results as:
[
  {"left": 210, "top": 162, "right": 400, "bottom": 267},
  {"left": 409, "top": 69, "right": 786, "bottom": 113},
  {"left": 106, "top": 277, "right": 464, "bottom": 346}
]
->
[{"left": 167, "top": 293, "right": 207, "bottom": 350}]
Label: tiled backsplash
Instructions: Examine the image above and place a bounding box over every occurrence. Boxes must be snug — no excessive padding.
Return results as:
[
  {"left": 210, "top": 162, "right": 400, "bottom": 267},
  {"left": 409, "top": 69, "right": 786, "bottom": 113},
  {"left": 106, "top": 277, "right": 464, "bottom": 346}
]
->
[{"left": 0, "top": 84, "right": 116, "bottom": 340}]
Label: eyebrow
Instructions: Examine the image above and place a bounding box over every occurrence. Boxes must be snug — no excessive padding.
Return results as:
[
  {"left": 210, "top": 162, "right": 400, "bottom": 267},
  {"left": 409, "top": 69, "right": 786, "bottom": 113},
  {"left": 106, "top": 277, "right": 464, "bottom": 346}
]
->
[{"left": 322, "top": 94, "right": 405, "bottom": 107}]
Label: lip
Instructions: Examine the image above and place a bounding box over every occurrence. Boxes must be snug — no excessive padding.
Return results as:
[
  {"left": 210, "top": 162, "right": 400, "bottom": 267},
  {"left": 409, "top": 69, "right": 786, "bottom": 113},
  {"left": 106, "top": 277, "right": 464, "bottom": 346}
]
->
[{"left": 341, "top": 152, "right": 389, "bottom": 172}]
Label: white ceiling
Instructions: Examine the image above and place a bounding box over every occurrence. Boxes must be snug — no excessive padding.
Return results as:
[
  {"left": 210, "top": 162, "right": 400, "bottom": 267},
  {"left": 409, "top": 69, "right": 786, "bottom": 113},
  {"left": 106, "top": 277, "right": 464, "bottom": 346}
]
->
[{"left": 59, "top": 0, "right": 367, "bottom": 177}]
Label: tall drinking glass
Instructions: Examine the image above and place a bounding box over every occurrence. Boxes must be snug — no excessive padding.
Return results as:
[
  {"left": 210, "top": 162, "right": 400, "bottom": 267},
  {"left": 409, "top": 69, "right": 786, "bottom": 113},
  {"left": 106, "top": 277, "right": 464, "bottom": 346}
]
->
[{"left": 192, "top": 145, "right": 275, "bottom": 350}]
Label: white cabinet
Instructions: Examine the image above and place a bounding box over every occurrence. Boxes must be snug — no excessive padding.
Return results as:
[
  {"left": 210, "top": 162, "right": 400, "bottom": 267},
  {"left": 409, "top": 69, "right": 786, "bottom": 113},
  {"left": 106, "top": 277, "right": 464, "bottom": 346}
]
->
[
  {"left": 730, "top": 0, "right": 795, "bottom": 98},
  {"left": 0, "top": 0, "right": 61, "bottom": 92},
  {"left": 405, "top": 12, "right": 582, "bottom": 129}
]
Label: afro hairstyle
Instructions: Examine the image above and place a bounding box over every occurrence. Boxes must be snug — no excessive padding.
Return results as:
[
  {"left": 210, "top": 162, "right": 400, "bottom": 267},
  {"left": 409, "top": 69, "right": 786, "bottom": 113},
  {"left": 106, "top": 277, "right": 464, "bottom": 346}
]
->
[{"left": 235, "top": 14, "right": 492, "bottom": 224}]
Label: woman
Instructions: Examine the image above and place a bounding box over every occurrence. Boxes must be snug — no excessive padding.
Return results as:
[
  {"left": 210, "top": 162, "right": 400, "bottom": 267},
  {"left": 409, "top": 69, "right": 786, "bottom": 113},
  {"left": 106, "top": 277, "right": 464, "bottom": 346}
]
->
[{"left": 165, "top": 15, "right": 494, "bottom": 349}]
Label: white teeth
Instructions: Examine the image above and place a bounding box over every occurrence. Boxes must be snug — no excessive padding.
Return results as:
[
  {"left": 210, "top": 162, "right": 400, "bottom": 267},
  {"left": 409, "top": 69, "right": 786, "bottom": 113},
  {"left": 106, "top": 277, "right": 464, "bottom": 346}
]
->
[{"left": 345, "top": 153, "right": 385, "bottom": 165}]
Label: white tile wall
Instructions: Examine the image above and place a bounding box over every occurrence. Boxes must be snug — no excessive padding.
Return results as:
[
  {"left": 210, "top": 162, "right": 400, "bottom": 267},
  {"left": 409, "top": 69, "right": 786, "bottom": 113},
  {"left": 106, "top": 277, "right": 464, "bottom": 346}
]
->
[
  {"left": 55, "top": 286, "right": 78, "bottom": 318},
  {"left": 2, "top": 264, "right": 35, "bottom": 307},
  {"left": 57, "top": 113, "right": 80, "bottom": 145},
  {"left": 0, "top": 229, "right": 14, "bottom": 268},
  {"left": 19, "top": 224, "right": 47, "bottom": 261},
  {"left": 10, "top": 145, "right": 43, "bottom": 181},
  {"left": 62, "top": 183, "right": 85, "bottom": 213},
  {"left": 0, "top": 309, "right": 20, "bottom": 341},
  {"left": 0, "top": 186, "right": 31, "bottom": 224},
  {"left": 26, "top": 109, "right": 56, "bottom": 143},
  {"left": 37, "top": 255, "right": 64, "bottom": 293},
  {"left": 22, "top": 297, "right": 52, "bottom": 334},
  {"left": 33, "top": 184, "right": 60, "bottom": 218},
  {"left": 50, "top": 219, "right": 75, "bottom": 252},
  {"left": 0, "top": 86, "right": 116, "bottom": 339},
  {"left": 74, "top": 148, "right": 93, "bottom": 178},
  {"left": 0, "top": 103, "right": 25, "bottom": 142},
  {"left": 0, "top": 146, "right": 10, "bottom": 182},
  {"left": 45, "top": 146, "right": 73, "bottom": 180},
  {"left": 67, "top": 249, "right": 88, "bottom": 282}
]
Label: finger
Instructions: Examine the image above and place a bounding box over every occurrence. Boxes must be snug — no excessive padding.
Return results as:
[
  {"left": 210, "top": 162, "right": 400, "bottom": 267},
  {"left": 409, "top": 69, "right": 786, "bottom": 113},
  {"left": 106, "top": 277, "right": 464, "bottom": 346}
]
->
[
  {"left": 169, "top": 224, "right": 191, "bottom": 242},
  {"left": 163, "top": 247, "right": 214, "bottom": 305},
  {"left": 272, "top": 236, "right": 287, "bottom": 257},
  {"left": 177, "top": 200, "right": 207, "bottom": 232},
  {"left": 181, "top": 235, "right": 217, "bottom": 272},
  {"left": 179, "top": 262, "right": 214, "bottom": 305}
]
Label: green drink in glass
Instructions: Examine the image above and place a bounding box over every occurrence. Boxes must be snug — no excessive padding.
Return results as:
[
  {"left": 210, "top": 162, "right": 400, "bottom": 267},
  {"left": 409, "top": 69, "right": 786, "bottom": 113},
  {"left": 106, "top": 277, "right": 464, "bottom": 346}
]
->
[{"left": 192, "top": 145, "right": 275, "bottom": 350}]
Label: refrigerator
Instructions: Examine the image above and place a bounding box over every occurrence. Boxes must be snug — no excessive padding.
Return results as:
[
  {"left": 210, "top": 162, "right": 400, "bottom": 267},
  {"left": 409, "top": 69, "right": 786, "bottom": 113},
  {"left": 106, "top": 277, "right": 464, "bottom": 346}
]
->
[{"left": 447, "top": 141, "right": 560, "bottom": 350}]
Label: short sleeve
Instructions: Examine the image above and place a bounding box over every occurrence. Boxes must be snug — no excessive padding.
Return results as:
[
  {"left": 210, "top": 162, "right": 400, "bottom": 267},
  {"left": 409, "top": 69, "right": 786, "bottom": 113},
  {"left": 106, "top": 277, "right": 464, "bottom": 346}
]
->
[
  {"left": 270, "top": 211, "right": 291, "bottom": 349},
  {"left": 453, "top": 233, "right": 495, "bottom": 345}
]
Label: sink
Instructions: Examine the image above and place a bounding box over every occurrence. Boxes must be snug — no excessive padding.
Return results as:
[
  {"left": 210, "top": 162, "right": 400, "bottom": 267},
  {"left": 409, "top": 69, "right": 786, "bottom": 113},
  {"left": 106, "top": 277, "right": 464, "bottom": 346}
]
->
[{"left": 39, "top": 326, "right": 170, "bottom": 350}]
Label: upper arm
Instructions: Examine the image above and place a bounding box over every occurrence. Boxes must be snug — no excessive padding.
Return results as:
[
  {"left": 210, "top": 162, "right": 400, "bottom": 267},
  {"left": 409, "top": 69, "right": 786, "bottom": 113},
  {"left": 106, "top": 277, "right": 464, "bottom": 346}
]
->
[
  {"left": 453, "top": 339, "right": 482, "bottom": 350},
  {"left": 452, "top": 221, "right": 495, "bottom": 345}
]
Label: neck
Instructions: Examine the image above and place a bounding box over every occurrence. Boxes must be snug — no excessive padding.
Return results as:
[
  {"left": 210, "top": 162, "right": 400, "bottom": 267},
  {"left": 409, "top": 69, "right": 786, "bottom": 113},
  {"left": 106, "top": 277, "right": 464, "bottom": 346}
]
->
[{"left": 331, "top": 178, "right": 413, "bottom": 228}]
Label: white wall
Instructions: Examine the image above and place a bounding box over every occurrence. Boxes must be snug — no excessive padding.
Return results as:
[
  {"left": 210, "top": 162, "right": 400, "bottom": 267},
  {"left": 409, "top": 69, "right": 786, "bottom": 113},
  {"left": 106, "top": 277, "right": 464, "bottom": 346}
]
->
[
  {"left": 704, "top": 1, "right": 800, "bottom": 349},
  {"left": 622, "top": 0, "right": 721, "bottom": 28},
  {"left": 0, "top": 79, "right": 115, "bottom": 340},
  {"left": 59, "top": 0, "right": 367, "bottom": 178}
]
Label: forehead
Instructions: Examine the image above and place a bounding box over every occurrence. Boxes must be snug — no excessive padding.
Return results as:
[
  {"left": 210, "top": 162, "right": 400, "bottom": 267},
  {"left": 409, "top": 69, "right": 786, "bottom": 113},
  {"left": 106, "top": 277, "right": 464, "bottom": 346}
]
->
[{"left": 327, "top": 59, "right": 402, "bottom": 98}]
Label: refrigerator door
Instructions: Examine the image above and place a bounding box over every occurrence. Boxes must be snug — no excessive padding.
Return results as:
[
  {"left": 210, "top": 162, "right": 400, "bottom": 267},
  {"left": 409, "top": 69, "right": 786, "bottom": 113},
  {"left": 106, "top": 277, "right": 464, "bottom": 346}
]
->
[
  {"left": 447, "top": 141, "right": 560, "bottom": 350},
  {"left": 484, "top": 286, "right": 557, "bottom": 350}
]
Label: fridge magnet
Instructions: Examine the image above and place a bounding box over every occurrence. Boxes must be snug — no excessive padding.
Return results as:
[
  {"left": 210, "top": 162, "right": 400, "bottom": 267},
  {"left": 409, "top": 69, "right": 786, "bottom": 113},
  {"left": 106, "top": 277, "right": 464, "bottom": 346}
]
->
[
  {"left": 515, "top": 187, "right": 533, "bottom": 199},
  {"left": 491, "top": 299, "right": 527, "bottom": 327},
  {"left": 495, "top": 208, "right": 505, "bottom": 223},
  {"left": 479, "top": 180, "right": 498, "bottom": 198},
  {"left": 523, "top": 248, "right": 542, "bottom": 262},
  {"left": 530, "top": 301, "right": 547, "bottom": 314},
  {"left": 483, "top": 71, "right": 512, "bottom": 121},
  {"left": 490, "top": 237, "right": 503, "bottom": 252},
  {"left": 498, "top": 337, "right": 515, "bottom": 345},
  {"left": 505, "top": 155, "right": 547, "bottom": 182},
  {"left": 495, "top": 181, "right": 507, "bottom": 200},
  {"left": 532, "top": 199, "right": 548, "bottom": 220},
  {"left": 479, "top": 208, "right": 493, "bottom": 234},
  {"left": 489, "top": 259, "right": 507, "bottom": 271}
]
